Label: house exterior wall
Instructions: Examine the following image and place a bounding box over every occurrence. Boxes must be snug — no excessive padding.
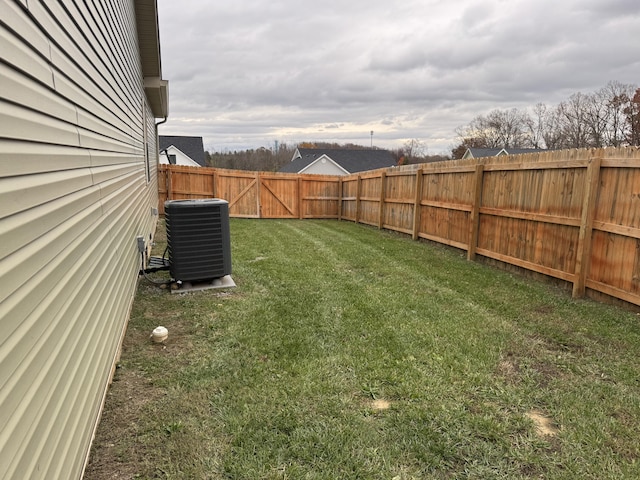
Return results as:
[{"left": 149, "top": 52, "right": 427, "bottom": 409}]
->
[
  {"left": 0, "top": 1, "right": 163, "bottom": 479},
  {"left": 300, "top": 157, "right": 349, "bottom": 175},
  {"left": 159, "top": 144, "right": 201, "bottom": 166}
]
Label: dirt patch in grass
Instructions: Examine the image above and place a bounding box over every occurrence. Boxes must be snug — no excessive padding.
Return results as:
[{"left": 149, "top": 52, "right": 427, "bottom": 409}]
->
[
  {"left": 526, "top": 409, "right": 560, "bottom": 437},
  {"left": 496, "top": 336, "right": 571, "bottom": 388},
  {"left": 146, "top": 324, "right": 196, "bottom": 361},
  {"left": 84, "top": 368, "right": 165, "bottom": 479},
  {"left": 496, "top": 352, "right": 521, "bottom": 383},
  {"left": 371, "top": 399, "right": 391, "bottom": 410},
  {"left": 531, "top": 304, "right": 555, "bottom": 315}
]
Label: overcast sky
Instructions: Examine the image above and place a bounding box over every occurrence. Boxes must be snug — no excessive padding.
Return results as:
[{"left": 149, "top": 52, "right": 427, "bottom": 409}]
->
[{"left": 156, "top": 0, "right": 639, "bottom": 154}]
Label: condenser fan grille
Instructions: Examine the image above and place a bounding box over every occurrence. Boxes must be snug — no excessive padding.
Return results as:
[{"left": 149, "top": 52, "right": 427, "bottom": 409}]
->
[{"left": 165, "top": 199, "right": 231, "bottom": 282}]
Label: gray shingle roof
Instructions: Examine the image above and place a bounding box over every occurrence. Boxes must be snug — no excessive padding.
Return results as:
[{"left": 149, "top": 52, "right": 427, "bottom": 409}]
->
[
  {"left": 279, "top": 148, "right": 396, "bottom": 174},
  {"left": 159, "top": 136, "right": 206, "bottom": 166}
]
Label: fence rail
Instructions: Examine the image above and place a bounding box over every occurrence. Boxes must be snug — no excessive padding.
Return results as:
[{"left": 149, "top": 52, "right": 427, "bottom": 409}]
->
[{"left": 158, "top": 147, "right": 640, "bottom": 307}]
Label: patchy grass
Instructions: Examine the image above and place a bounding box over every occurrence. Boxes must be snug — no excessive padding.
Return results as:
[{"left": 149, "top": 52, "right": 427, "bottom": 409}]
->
[{"left": 86, "top": 219, "right": 640, "bottom": 479}]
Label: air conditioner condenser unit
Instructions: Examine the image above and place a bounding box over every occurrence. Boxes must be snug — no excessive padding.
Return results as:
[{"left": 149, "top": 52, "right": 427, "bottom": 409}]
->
[{"left": 164, "top": 199, "right": 232, "bottom": 283}]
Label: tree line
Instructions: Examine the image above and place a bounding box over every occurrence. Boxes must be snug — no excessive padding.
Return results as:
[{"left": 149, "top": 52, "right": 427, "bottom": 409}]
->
[
  {"left": 205, "top": 142, "right": 374, "bottom": 172},
  {"left": 452, "top": 81, "right": 640, "bottom": 158},
  {"left": 205, "top": 140, "right": 448, "bottom": 171},
  {"left": 206, "top": 145, "right": 292, "bottom": 171}
]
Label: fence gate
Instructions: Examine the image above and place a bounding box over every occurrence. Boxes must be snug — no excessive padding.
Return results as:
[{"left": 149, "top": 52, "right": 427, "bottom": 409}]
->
[
  {"left": 259, "top": 175, "right": 299, "bottom": 218},
  {"left": 217, "top": 171, "right": 260, "bottom": 218}
]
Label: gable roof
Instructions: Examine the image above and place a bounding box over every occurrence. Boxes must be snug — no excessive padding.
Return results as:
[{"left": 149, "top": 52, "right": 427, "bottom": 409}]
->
[
  {"left": 159, "top": 144, "right": 201, "bottom": 167},
  {"left": 159, "top": 136, "right": 206, "bottom": 166},
  {"left": 463, "top": 147, "right": 546, "bottom": 159},
  {"left": 280, "top": 148, "right": 396, "bottom": 174}
]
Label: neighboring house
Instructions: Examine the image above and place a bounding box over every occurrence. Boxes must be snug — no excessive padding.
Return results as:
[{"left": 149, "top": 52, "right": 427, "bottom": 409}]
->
[
  {"left": 462, "top": 147, "right": 546, "bottom": 159},
  {"left": 159, "top": 135, "right": 207, "bottom": 167},
  {"left": 0, "top": 1, "right": 168, "bottom": 479},
  {"left": 280, "top": 148, "right": 396, "bottom": 175}
]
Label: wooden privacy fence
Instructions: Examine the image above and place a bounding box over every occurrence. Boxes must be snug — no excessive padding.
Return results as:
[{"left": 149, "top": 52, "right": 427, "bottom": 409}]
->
[
  {"left": 158, "top": 147, "right": 640, "bottom": 307},
  {"left": 159, "top": 166, "right": 340, "bottom": 219}
]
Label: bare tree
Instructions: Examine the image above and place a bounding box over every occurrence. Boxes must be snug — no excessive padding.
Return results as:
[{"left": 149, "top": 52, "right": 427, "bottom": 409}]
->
[
  {"left": 625, "top": 88, "right": 640, "bottom": 146},
  {"left": 584, "top": 90, "right": 610, "bottom": 147},
  {"left": 402, "top": 138, "right": 427, "bottom": 162},
  {"left": 599, "top": 81, "right": 634, "bottom": 147},
  {"left": 455, "top": 108, "right": 533, "bottom": 151},
  {"left": 487, "top": 108, "right": 532, "bottom": 148},
  {"left": 556, "top": 93, "right": 592, "bottom": 148},
  {"left": 450, "top": 128, "right": 488, "bottom": 159},
  {"left": 525, "top": 103, "right": 548, "bottom": 149},
  {"left": 541, "top": 106, "right": 565, "bottom": 150},
  {"left": 453, "top": 81, "right": 640, "bottom": 153}
]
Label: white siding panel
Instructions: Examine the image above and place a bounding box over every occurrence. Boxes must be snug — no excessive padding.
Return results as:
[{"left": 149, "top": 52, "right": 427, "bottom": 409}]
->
[
  {"left": 78, "top": 126, "right": 139, "bottom": 153},
  {"left": 28, "top": 0, "right": 138, "bottom": 124},
  {"left": 54, "top": 71, "right": 133, "bottom": 137},
  {"left": 0, "top": 185, "right": 102, "bottom": 260},
  {"left": 77, "top": 108, "right": 137, "bottom": 148},
  {"left": 0, "top": 62, "right": 77, "bottom": 125},
  {"left": 0, "top": 168, "right": 93, "bottom": 220},
  {"left": 78, "top": 0, "right": 141, "bottom": 109},
  {"left": 0, "top": 0, "right": 163, "bottom": 478},
  {"left": 109, "top": 2, "right": 141, "bottom": 87},
  {"left": 0, "top": 9, "right": 53, "bottom": 87},
  {"left": 90, "top": 149, "right": 145, "bottom": 167},
  {"left": 0, "top": 194, "right": 102, "bottom": 304},
  {"left": 27, "top": 1, "right": 80, "bottom": 57},
  {"left": 50, "top": 45, "right": 134, "bottom": 131},
  {"left": 90, "top": 162, "right": 141, "bottom": 186},
  {"left": 0, "top": 215, "right": 117, "bottom": 479},
  {"left": 0, "top": 141, "right": 92, "bottom": 177},
  {"left": 0, "top": 207, "right": 105, "bottom": 420},
  {"left": 0, "top": 100, "right": 80, "bottom": 147}
]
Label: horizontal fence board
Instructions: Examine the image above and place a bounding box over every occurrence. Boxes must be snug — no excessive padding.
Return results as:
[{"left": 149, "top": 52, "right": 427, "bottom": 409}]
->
[
  {"left": 159, "top": 147, "right": 640, "bottom": 307},
  {"left": 586, "top": 279, "right": 640, "bottom": 306},
  {"left": 422, "top": 200, "right": 472, "bottom": 212},
  {"left": 480, "top": 207, "right": 582, "bottom": 227},
  {"left": 418, "top": 232, "right": 469, "bottom": 251},
  {"left": 475, "top": 247, "right": 576, "bottom": 282},
  {"left": 593, "top": 221, "right": 640, "bottom": 239}
]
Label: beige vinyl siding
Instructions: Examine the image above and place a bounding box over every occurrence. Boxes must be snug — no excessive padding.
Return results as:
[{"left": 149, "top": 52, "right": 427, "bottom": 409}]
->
[{"left": 0, "top": 1, "right": 163, "bottom": 479}]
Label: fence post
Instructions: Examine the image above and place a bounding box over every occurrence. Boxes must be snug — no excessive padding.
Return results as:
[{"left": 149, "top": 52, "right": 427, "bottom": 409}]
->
[
  {"left": 572, "top": 155, "right": 602, "bottom": 298},
  {"left": 338, "top": 177, "right": 343, "bottom": 221},
  {"left": 167, "top": 165, "right": 173, "bottom": 201},
  {"left": 256, "top": 172, "right": 262, "bottom": 218},
  {"left": 211, "top": 168, "right": 217, "bottom": 198},
  {"left": 355, "top": 175, "right": 362, "bottom": 224},
  {"left": 412, "top": 168, "right": 423, "bottom": 240},
  {"left": 467, "top": 163, "right": 485, "bottom": 260},
  {"left": 378, "top": 171, "right": 386, "bottom": 229},
  {"left": 298, "top": 176, "right": 304, "bottom": 219}
]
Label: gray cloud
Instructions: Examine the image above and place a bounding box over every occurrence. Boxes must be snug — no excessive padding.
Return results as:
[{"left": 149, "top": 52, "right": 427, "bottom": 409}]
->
[{"left": 157, "top": 0, "right": 639, "bottom": 154}]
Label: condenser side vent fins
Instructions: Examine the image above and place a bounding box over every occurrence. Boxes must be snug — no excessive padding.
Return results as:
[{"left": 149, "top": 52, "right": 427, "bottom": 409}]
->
[{"left": 165, "top": 199, "right": 232, "bottom": 282}]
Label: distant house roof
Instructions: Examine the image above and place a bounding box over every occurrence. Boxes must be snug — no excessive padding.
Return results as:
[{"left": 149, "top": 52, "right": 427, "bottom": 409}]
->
[
  {"left": 462, "top": 147, "right": 546, "bottom": 159},
  {"left": 159, "top": 136, "right": 206, "bottom": 166},
  {"left": 279, "top": 148, "right": 396, "bottom": 174}
]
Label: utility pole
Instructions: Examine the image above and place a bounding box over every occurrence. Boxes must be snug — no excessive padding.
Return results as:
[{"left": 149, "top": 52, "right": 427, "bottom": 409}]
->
[{"left": 370, "top": 131, "right": 373, "bottom": 148}]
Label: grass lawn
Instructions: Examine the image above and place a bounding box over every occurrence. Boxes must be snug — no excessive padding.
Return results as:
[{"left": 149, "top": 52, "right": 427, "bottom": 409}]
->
[{"left": 86, "top": 219, "right": 640, "bottom": 479}]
